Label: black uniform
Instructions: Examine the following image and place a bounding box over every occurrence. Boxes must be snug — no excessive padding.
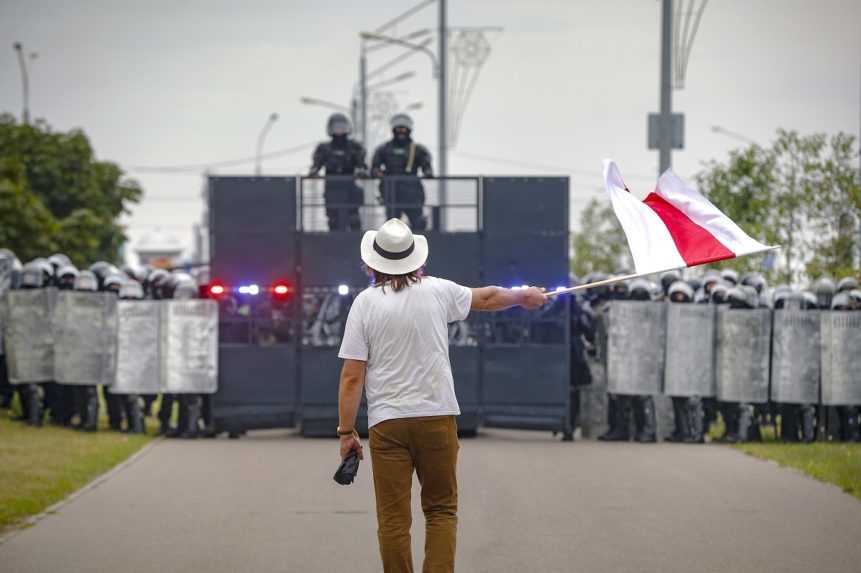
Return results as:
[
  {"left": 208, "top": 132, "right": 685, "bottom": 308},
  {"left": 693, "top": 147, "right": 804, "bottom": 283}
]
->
[
  {"left": 371, "top": 138, "right": 433, "bottom": 230},
  {"left": 310, "top": 137, "right": 367, "bottom": 231}
]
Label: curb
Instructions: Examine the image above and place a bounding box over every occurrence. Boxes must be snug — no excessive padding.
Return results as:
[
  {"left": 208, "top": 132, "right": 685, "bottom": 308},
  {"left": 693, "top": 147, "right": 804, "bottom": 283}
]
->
[{"left": 0, "top": 436, "right": 164, "bottom": 546}]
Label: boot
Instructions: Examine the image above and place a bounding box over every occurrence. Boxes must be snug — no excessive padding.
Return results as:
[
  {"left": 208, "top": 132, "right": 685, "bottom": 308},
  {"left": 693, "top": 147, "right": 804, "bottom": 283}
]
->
[
  {"left": 26, "top": 384, "right": 44, "bottom": 427},
  {"left": 780, "top": 404, "right": 799, "bottom": 442},
  {"left": 719, "top": 403, "right": 738, "bottom": 442},
  {"left": 685, "top": 397, "right": 705, "bottom": 443},
  {"left": 104, "top": 387, "right": 123, "bottom": 431},
  {"left": 844, "top": 407, "right": 860, "bottom": 442},
  {"left": 598, "top": 395, "right": 630, "bottom": 441},
  {"left": 634, "top": 396, "right": 657, "bottom": 443},
  {"left": 666, "top": 397, "right": 688, "bottom": 442},
  {"left": 83, "top": 386, "right": 99, "bottom": 432},
  {"left": 125, "top": 395, "right": 145, "bottom": 434},
  {"left": 800, "top": 404, "right": 816, "bottom": 443},
  {"left": 179, "top": 396, "right": 202, "bottom": 439},
  {"left": 737, "top": 404, "right": 754, "bottom": 443}
]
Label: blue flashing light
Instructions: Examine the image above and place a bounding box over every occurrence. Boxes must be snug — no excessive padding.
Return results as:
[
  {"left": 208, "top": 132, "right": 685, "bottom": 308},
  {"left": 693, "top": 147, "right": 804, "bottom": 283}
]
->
[
  {"left": 237, "top": 284, "right": 260, "bottom": 296},
  {"left": 337, "top": 284, "right": 349, "bottom": 296}
]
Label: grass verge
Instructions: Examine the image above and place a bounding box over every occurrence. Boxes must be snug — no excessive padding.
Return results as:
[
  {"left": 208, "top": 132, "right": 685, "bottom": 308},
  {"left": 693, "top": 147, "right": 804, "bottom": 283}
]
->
[
  {"left": 735, "top": 441, "right": 861, "bottom": 500},
  {"left": 0, "top": 405, "right": 154, "bottom": 533}
]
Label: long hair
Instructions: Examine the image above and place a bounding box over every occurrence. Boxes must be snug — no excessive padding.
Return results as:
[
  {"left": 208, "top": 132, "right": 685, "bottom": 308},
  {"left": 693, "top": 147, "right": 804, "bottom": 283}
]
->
[{"left": 369, "top": 266, "right": 423, "bottom": 293}]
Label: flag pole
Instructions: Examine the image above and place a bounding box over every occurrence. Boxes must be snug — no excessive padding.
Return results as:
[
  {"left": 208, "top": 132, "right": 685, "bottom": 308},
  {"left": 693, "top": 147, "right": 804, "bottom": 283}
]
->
[{"left": 546, "top": 246, "right": 781, "bottom": 298}]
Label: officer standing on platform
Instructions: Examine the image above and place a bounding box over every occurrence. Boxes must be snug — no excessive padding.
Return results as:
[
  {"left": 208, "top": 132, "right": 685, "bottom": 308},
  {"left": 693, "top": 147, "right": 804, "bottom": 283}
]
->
[
  {"left": 372, "top": 113, "right": 433, "bottom": 231},
  {"left": 310, "top": 113, "right": 367, "bottom": 231}
]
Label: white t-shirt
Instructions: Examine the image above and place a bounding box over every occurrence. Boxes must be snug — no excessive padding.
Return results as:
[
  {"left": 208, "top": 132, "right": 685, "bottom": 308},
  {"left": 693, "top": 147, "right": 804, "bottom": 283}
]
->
[{"left": 338, "top": 276, "right": 473, "bottom": 428}]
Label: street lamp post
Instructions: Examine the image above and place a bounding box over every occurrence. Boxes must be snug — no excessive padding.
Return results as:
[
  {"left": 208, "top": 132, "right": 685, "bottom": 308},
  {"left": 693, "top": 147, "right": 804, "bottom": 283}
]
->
[
  {"left": 13, "top": 42, "right": 34, "bottom": 124},
  {"left": 255, "top": 113, "right": 279, "bottom": 176}
]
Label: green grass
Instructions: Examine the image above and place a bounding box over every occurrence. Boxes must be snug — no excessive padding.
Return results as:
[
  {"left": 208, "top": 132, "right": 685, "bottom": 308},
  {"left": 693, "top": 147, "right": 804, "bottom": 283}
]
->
[
  {"left": 0, "top": 400, "right": 155, "bottom": 533},
  {"left": 708, "top": 416, "right": 861, "bottom": 501},
  {"left": 736, "top": 441, "right": 861, "bottom": 500}
]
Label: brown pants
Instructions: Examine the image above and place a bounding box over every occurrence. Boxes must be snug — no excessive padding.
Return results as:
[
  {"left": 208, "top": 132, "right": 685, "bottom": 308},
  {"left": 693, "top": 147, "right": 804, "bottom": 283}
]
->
[{"left": 370, "top": 415, "right": 459, "bottom": 573}]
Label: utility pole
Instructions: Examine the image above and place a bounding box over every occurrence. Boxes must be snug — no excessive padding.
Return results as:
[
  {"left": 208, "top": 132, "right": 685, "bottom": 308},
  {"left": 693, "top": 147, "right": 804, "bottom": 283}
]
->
[
  {"left": 438, "top": 0, "right": 448, "bottom": 177},
  {"left": 360, "top": 47, "right": 368, "bottom": 146},
  {"left": 13, "top": 42, "right": 31, "bottom": 124},
  {"left": 658, "top": 0, "right": 673, "bottom": 174},
  {"left": 255, "top": 113, "right": 279, "bottom": 176}
]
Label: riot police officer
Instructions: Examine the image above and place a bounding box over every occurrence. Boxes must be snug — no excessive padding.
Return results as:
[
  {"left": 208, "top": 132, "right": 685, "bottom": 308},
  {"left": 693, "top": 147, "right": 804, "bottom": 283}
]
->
[
  {"left": 628, "top": 279, "right": 657, "bottom": 442},
  {"left": 0, "top": 249, "right": 22, "bottom": 409},
  {"left": 50, "top": 264, "right": 80, "bottom": 426},
  {"left": 666, "top": 280, "right": 705, "bottom": 442},
  {"left": 100, "top": 273, "right": 126, "bottom": 431},
  {"left": 115, "top": 279, "right": 146, "bottom": 434},
  {"left": 829, "top": 292, "right": 859, "bottom": 441},
  {"left": 14, "top": 261, "right": 54, "bottom": 426},
  {"left": 310, "top": 113, "right": 368, "bottom": 231},
  {"left": 719, "top": 285, "right": 762, "bottom": 443},
  {"left": 371, "top": 113, "right": 433, "bottom": 230},
  {"left": 72, "top": 270, "right": 101, "bottom": 431},
  {"left": 812, "top": 276, "right": 836, "bottom": 310},
  {"left": 721, "top": 269, "right": 739, "bottom": 286}
]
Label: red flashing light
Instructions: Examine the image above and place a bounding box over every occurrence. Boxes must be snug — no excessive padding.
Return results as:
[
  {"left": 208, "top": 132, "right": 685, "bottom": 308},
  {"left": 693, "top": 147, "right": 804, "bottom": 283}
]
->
[
  {"left": 271, "top": 280, "right": 293, "bottom": 300},
  {"left": 206, "top": 281, "right": 228, "bottom": 299}
]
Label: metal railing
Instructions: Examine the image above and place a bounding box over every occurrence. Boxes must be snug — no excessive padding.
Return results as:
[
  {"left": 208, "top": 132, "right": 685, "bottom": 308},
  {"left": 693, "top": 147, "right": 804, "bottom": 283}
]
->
[{"left": 299, "top": 175, "right": 480, "bottom": 233}]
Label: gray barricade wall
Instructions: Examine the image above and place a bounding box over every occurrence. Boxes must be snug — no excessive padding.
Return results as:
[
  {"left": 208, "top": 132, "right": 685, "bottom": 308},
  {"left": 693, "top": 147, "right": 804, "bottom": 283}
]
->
[
  {"left": 821, "top": 311, "right": 861, "bottom": 406},
  {"left": 770, "top": 310, "right": 820, "bottom": 404},
  {"left": 715, "top": 308, "right": 771, "bottom": 403},
  {"left": 53, "top": 291, "right": 117, "bottom": 386},
  {"left": 607, "top": 301, "right": 667, "bottom": 396},
  {"left": 664, "top": 303, "right": 716, "bottom": 398},
  {"left": 161, "top": 300, "right": 219, "bottom": 394},
  {"left": 6, "top": 289, "right": 55, "bottom": 383},
  {"left": 111, "top": 300, "right": 162, "bottom": 394}
]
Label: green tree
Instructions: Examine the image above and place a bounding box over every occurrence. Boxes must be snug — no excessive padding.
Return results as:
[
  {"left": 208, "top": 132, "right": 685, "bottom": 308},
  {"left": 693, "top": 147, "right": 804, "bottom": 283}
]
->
[
  {"left": 696, "top": 130, "right": 860, "bottom": 283},
  {"left": 0, "top": 114, "right": 142, "bottom": 266},
  {"left": 0, "top": 157, "right": 58, "bottom": 261},
  {"left": 571, "top": 197, "right": 632, "bottom": 277}
]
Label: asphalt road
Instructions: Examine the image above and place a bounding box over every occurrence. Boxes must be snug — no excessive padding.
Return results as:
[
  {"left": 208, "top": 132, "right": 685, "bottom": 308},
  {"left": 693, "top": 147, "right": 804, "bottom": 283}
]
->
[{"left": 2, "top": 430, "right": 860, "bottom": 573}]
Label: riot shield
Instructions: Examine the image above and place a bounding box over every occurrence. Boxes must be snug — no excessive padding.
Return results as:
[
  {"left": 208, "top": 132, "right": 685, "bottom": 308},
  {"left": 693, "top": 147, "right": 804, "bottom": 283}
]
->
[
  {"left": 53, "top": 291, "right": 117, "bottom": 386},
  {"left": 606, "top": 301, "right": 666, "bottom": 396},
  {"left": 770, "top": 310, "right": 820, "bottom": 404},
  {"left": 820, "top": 311, "right": 861, "bottom": 406},
  {"left": 664, "top": 304, "right": 716, "bottom": 398},
  {"left": 5, "top": 289, "right": 54, "bottom": 383},
  {"left": 715, "top": 308, "right": 771, "bottom": 403},
  {"left": 161, "top": 300, "right": 218, "bottom": 394},
  {"left": 111, "top": 300, "right": 162, "bottom": 394}
]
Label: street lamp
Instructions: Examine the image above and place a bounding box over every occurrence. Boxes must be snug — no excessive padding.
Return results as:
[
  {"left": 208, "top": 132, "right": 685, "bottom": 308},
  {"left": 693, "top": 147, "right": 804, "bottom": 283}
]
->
[
  {"left": 255, "top": 113, "right": 279, "bottom": 176},
  {"left": 13, "top": 42, "right": 37, "bottom": 124},
  {"left": 711, "top": 125, "right": 756, "bottom": 145},
  {"left": 366, "top": 71, "right": 416, "bottom": 93},
  {"left": 299, "top": 97, "right": 351, "bottom": 113},
  {"left": 403, "top": 102, "right": 423, "bottom": 111}
]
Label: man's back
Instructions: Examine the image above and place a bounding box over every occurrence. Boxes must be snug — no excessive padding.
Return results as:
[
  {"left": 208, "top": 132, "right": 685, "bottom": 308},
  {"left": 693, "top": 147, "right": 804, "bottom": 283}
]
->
[{"left": 338, "top": 276, "right": 471, "bottom": 428}]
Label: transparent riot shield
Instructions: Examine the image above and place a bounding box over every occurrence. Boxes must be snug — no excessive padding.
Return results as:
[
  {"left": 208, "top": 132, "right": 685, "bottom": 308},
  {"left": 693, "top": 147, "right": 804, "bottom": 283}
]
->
[
  {"left": 664, "top": 304, "right": 716, "bottom": 398},
  {"left": 820, "top": 311, "right": 861, "bottom": 406},
  {"left": 111, "top": 300, "right": 162, "bottom": 394},
  {"left": 161, "top": 300, "right": 218, "bottom": 394},
  {"left": 6, "top": 289, "right": 55, "bottom": 383},
  {"left": 770, "top": 310, "right": 820, "bottom": 404},
  {"left": 53, "top": 291, "right": 117, "bottom": 386},
  {"left": 715, "top": 308, "right": 771, "bottom": 403},
  {"left": 606, "top": 301, "right": 667, "bottom": 396}
]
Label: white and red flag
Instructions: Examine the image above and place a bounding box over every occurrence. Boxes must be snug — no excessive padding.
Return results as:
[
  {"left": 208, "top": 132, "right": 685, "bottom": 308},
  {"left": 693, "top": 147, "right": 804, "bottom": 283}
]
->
[{"left": 603, "top": 159, "right": 776, "bottom": 276}]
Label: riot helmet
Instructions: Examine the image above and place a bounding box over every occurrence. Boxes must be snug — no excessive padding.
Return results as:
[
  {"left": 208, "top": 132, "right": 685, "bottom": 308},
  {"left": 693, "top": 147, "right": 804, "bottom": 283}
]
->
[
  {"left": 720, "top": 269, "right": 739, "bottom": 286},
  {"left": 710, "top": 283, "right": 730, "bottom": 305},
  {"left": 56, "top": 265, "right": 79, "bottom": 290},
  {"left": 583, "top": 272, "right": 610, "bottom": 302},
  {"left": 74, "top": 270, "right": 98, "bottom": 292},
  {"left": 668, "top": 280, "right": 694, "bottom": 303},
  {"left": 741, "top": 272, "right": 767, "bottom": 295},
  {"left": 847, "top": 290, "right": 861, "bottom": 310},
  {"left": 20, "top": 262, "right": 46, "bottom": 289},
  {"left": 801, "top": 291, "right": 819, "bottom": 310},
  {"left": 172, "top": 275, "right": 198, "bottom": 299},
  {"left": 831, "top": 292, "right": 852, "bottom": 311},
  {"left": 119, "top": 280, "right": 144, "bottom": 300},
  {"left": 686, "top": 277, "right": 702, "bottom": 293},
  {"left": 660, "top": 270, "right": 681, "bottom": 295},
  {"left": 48, "top": 253, "right": 71, "bottom": 272},
  {"left": 771, "top": 286, "right": 792, "bottom": 309},
  {"left": 701, "top": 270, "right": 721, "bottom": 295},
  {"left": 609, "top": 281, "right": 629, "bottom": 300},
  {"left": 836, "top": 277, "right": 859, "bottom": 293},
  {"left": 89, "top": 261, "right": 119, "bottom": 290},
  {"left": 103, "top": 273, "right": 124, "bottom": 294},
  {"left": 728, "top": 285, "right": 758, "bottom": 309},
  {"left": 145, "top": 268, "right": 170, "bottom": 299},
  {"left": 694, "top": 289, "right": 710, "bottom": 304},
  {"left": 629, "top": 278, "right": 652, "bottom": 301},
  {"left": 812, "top": 276, "right": 836, "bottom": 309},
  {"left": 326, "top": 113, "right": 352, "bottom": 137},
  {"left": 390, "top": 113, "right": 413, "bottom": 142}
]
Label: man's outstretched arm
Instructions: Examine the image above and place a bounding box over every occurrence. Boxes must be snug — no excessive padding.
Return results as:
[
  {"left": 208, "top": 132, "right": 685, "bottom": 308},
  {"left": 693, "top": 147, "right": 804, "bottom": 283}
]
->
[{"left": 470, "top": 286, "right": 547, "bottom": 312}]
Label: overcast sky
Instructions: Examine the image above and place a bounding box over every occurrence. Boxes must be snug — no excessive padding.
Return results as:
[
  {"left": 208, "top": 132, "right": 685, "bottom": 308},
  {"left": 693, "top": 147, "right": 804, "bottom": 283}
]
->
[{"left": 1, "top": 0, "right": 859, "bottom": 261}]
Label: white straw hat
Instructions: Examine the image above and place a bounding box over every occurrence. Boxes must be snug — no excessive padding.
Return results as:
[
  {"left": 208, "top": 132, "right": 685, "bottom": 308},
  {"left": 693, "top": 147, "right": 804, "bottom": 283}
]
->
[{"left": 361, "top": 219, "right": 428, "bottom": 275}]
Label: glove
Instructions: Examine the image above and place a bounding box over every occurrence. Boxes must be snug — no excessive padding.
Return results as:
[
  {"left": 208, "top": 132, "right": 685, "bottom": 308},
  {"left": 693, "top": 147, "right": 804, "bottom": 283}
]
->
[{"left": 333, "top": 450, "right": 360, "bottom": 486}]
